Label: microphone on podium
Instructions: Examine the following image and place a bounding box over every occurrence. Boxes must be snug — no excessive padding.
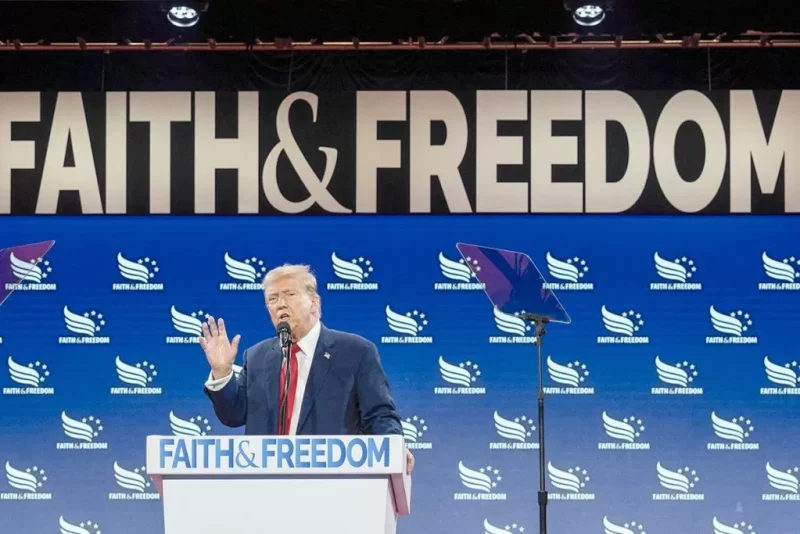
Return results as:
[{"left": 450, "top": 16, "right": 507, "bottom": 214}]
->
[{"left": 277, "top": 321, "right": 292, "bottom": 435}]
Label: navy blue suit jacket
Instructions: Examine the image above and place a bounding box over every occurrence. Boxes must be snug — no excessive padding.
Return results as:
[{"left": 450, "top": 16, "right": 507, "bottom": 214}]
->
[{"left": 203, "top": 324, "right": 403, "bottom": 436}]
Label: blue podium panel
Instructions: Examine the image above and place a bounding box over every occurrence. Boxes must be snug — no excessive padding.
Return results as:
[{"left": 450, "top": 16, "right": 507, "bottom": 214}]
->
[{"left": 1, "top": 215, "right": 798, "bottom": 534}]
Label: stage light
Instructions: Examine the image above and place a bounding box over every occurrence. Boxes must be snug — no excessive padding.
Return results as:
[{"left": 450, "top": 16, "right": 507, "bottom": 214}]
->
[
  {"left": 563, "top": 1, "right": 612, "bottom": 27},
  {"left": 572, "top": 5, "right": 605, "bottom": 26},
  {"left": 161, "top": 1, "right": 209, "bottom": 28},
  {"left": 167, "top": 6, "right": 200, "bottom": 27}
]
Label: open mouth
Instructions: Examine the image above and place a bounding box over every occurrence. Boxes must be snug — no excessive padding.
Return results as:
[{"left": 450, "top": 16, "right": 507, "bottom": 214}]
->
[{"left": 279, "top": 313, "right": 290, "bottom": 321}]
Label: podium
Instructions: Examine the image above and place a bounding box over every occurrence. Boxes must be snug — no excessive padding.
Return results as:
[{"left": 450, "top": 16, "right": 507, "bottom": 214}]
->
[{"left": 146, "top": 434, "right": 411, "bottom": 534}]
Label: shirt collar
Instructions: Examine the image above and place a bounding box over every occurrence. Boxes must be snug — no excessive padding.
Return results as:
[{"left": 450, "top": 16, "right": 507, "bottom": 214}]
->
[{"left": 295, "top": 319, "right": 321, "bottom": 358}]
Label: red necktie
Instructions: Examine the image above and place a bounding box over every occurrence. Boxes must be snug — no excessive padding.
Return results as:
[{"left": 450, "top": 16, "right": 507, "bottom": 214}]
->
[{"left": 279, "top": 343, "right": 299, "bottom": 434}]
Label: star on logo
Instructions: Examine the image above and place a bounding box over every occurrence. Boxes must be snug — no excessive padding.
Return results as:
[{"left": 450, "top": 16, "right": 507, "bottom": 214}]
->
[
  {"left": 244, "top": 257, "right": 268, "bottom": 276},
  {"left": 733, "top": 415, "right": 755, "bottom": 436},
  {"left": 406, "top": 309, "right": 428, "bottom": 331},
  {"left": 24, "top": 360, "right": 49, "bottom": 382},
  {"left": 671, "top": 256, "right": 698, "bottom": 278},
  {"left": 457, "top": 360, "right": 481, "bottom": 382},
  {"left": 136, "top": 256, "right": 159, "bottom": 277},
  {"left": 76, "top": 521, "right": 102, "bottom": 534},
  {"left": 133, "top": 466, "right": 152, "bottom": 487},
  {"left": 478, "top": 465, "right": 501, "bottom": 487},
  {"left": 513, "top": 415, "right": 536, "bottom": 436},
  {"left": 349, "top": 256, "right": 375, "bottom": 278},
  {"left": 76, "top": 416, "right": 105, "bottom": 436},
  {"left": 677, "top": 466, "right": 700, "bottom": 488},
  {"left": 37, "top": 259, "right": 52, "bottom": 278},
  {"left": 22, "top": 466, "right": 47, "bottom": 486},
  {"left": 567, "top": 360, "right": 590, "bottom": 381},
  {"left": 135, "top": 361, "right": 158, "bottom": 380},
  {"left": 566, "top": 256, "right": 590, "bottom": 278},
  {"left": 674, "top": 360, "right": 699, "bottom": 381},
  {"left": 779, "top": 255, "right": 800, "bottom": 278},
  {"left": 566, "top": 465, "right": 589, "bottom": 487},
  {"left": 404, "top": 416, "right": 428, "bottom": 437},
  {"left": 622, "top": 416, "right": 645, "bottom": 436},
  {"left": 621, "top": 309, "right": 645, "bottom": 330},
  {"left": 459, "top": 256, "right": 481, "bottom": 276},
  {"left": 623, "top": 521, "right": 646, "bottom": 533},
  {"left": 730, "top": 309, "right": 754, "bottom": 330},
  {"left": 189, "top": 415, "right": 212, "bottom": 434}
]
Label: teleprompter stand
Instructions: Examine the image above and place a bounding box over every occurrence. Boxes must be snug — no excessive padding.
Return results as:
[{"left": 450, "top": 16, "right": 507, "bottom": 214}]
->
[{"left": 455, "top": 243, "right": 572, "bottom": 534}]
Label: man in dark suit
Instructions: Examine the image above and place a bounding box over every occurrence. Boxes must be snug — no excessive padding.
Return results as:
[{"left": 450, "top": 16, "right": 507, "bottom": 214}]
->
[{"left": 200, "top": 263, "right": 414, "bottom": 474}]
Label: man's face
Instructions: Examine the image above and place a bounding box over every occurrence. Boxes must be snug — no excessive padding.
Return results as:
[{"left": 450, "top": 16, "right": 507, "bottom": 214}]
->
[{"left": 265, "top": 275, "right": 318, "bottom": 339}]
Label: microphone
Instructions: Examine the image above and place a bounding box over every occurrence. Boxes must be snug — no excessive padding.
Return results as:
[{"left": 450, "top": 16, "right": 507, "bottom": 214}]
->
[
  {"left": 276, "top": 321, "right": 292, "bottom": 435},
  {"left": 277, "top": 321, "right": 292, "bottom": 351}
]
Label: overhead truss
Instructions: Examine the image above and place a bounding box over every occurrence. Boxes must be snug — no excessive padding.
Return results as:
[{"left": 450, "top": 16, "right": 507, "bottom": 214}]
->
[{"left": 1, "top": 32, "right": 799, "bottom": 52}]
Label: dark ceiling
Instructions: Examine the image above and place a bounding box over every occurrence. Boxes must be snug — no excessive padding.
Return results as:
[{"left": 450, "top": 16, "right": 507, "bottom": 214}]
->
[{"left": 0, "top": 0, "right": 798, "bottom": 44}]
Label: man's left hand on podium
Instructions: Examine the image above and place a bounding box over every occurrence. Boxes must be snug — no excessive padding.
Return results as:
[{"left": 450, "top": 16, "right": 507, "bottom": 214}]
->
[{"left": 406, "top": 449, "right": 415, "bottom": 474}]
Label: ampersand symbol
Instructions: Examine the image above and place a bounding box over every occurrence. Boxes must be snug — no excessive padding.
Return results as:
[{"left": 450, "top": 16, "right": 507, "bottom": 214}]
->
[
  {"left": 235, "top": 440, "right": 257, "bottom": 468},
  {"left": 262, "top": 92, "right": 352, "bottom": 214}
]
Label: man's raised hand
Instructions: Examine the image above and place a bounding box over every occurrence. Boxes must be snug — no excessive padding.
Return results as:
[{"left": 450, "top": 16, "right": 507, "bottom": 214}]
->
[{"left": 199, "top": 316, "right": 241, "bottom": 379}]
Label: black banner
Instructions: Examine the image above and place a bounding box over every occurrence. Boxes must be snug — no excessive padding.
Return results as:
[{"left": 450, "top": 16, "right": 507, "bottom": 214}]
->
[{"left": 1, "top": 90, "right": 797, "bottom": 214}]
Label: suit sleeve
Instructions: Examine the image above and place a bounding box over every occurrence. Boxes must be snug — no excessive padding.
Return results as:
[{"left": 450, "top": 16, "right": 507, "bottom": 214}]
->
[
  {"left": 355, "top": 341, "right": 403, "bottom": 436},
  {"left": 203, "top": 350, "right": 248, "bottom": 428}
]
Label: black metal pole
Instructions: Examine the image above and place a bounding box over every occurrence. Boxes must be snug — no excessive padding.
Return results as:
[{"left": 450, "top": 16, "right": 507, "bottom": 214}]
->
[
  {"left": 521, "top": 312, "right": 549, "bottom": 534},
  {"left": 535, "top": 318, "right": 548, "bottom": 534}
]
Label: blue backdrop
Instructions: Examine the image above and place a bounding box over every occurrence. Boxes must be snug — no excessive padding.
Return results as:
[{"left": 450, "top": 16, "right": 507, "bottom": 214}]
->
[{"left": 1, "top": 215, "right": 798, "bottom": 534}]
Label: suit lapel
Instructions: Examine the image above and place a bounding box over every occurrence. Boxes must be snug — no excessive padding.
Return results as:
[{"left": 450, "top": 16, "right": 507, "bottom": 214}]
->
[
  {"left": 263, "top": 340, "right": 282, "bottom": 434},
  {"left": 297, "top": 324, "right": 334, "bottom": 433}
]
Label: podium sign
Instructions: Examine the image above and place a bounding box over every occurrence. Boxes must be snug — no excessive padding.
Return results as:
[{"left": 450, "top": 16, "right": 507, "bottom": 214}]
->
[{"left": 146, "top": 435, "right": 411, "bottom": 534}]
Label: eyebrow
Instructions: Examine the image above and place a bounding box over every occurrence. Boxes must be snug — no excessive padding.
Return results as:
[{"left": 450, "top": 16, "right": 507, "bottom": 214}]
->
[{"left": 268, "top": 289, "right": 297, "bottom": 297}]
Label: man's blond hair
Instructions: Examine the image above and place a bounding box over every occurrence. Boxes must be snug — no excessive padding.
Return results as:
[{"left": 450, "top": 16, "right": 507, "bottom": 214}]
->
[{"left": 262, "top": 264, "right": 321, "bottom": 313}]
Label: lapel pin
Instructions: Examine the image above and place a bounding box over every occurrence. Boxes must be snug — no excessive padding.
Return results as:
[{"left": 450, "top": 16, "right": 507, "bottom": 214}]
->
[{"left": 323, "top": 352, "right": 331, "bottom": 359}]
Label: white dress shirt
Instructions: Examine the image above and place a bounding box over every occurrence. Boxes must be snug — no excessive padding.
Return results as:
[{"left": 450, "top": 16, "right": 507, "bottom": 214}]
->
[{"left": 204, "top": 320, "right": 321, "bottom": 435}]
